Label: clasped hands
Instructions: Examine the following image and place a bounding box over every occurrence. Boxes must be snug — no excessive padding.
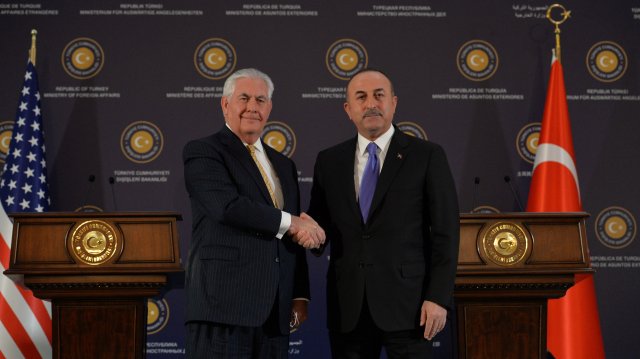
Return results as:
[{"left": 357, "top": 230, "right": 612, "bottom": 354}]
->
[{"left": 289, "top": 212, "right": 325, "bottom": 249}]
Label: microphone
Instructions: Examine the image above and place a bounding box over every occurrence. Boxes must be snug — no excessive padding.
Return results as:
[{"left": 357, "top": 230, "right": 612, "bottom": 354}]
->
[
  {"left": 108, "top": 177, "right": 118, "bottom": 211},
  {"left": 80, "top": 174, "right": 96, "bottom": 211},
  {"left": 471, "top": 177, "right": 480, "bottom": 213},
  {"left": 503, "top": 175, "right": 524, "bottom": 212}
]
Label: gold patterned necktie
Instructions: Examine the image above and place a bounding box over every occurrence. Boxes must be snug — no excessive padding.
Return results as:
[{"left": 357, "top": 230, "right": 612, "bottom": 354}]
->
[{"left": 247, "top": 144, "right": 280, "bottom": 208}]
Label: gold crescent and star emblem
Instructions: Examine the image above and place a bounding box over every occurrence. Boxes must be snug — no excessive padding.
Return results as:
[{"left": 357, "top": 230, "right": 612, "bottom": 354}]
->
[
  {"left": 456, "top": 40, "right": 498, "bottom": 81},
  {"left": 261, "top": 121, "right": 296, "bottom": 157},
  {"left": 61, "top": 38, "right": 104, "bottom": 80},
  {"left": 71, "top": 47, "right": 94, "bottom": 70},
  {"left": 120, "top": 121, "right": 164, "bottom": 164},
  {"left": 595, "top": 206, "right": 636, "bottom": 249},
  {"left": 546, "top": 4, "right": 571, "bottom": 28},
  {"left": 68, "top": 220, "right": 119, "bottom": 265},
  {"left": 325, "top": 38, "right": 368, "bottom": 80},
  {"left": 481, "top": 222, "right": 529, "bottom": 266},
  {"left": 586, "top": 41, "right": 627, "bottom": 82},
  {"left": 194, "top": 38, "right": 237, "bottom": 80}
]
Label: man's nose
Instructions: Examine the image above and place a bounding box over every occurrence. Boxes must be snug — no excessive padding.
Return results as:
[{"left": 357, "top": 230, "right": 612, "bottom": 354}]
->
[
  {"left": 364, "top": 96, "right": 377, "bottom": 109},
  {"left": 246, "top": 97, "right": 259, "bottom": 111}
]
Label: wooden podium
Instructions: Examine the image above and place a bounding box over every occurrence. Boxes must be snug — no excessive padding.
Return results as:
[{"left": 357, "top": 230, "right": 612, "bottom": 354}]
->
[
  {"left": 456, "top": 212, "right": 593, "bottom": 359},
  {"left": 3, "top": 212, "right": 182, "bottom": 359}
]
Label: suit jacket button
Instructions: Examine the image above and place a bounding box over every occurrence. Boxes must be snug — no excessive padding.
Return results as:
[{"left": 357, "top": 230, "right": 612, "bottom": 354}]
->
[
  {"left": 275, "top": 257, "right": 280, "bottom": 263},
  {"left": 362, "top": 234, "right": 371, "bottom": 239}
]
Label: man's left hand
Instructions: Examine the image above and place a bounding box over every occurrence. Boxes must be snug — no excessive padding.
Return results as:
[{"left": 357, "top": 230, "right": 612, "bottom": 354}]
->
[
  {"left": 290, "top": 299, "right": 308, "bottom": 333},
  {"left": 420, "top": 300, "right": 447, "bottom": 340}
]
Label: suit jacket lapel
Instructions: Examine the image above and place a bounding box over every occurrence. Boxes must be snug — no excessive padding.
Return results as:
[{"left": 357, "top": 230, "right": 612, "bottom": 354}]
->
[
  {"left": 264, "top": 145, "right": 293, "bottom": 212},
  {"left": 219, "top": 126, "right": 273, "bottom": 205},
  {"left": 338, "top": 138, "right": 361, "bottom": 221},
  {"left": 368, "top": 129, "right": 409, "bottom": 220}
]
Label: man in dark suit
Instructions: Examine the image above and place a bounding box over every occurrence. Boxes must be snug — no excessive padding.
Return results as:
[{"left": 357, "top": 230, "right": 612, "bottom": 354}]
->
[
  {"left": 308, "top": 69, "right": 460, "bottom": 358},
  {"left": 183, "top": 68, "right": 325, "bottom": 358}
]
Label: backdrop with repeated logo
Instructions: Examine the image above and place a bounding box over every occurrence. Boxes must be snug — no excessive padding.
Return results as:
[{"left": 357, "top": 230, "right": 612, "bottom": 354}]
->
[{"left": 1, "top": 1, "right": 639, "bottom": 357}]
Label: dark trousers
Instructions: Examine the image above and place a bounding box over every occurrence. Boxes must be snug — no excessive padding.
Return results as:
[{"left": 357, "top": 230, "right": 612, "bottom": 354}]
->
[
  {"left": 186, "top": 302, "right": 288, "bottom": 359},
  {"left": 329, "top": 297, "right": 432, "bottom": 359}
]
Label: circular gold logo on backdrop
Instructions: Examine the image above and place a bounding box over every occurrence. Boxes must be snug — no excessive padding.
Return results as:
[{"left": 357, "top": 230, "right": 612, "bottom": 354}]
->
[
  {"left": 261, "top": 121, "right": 296, "bottom": 157},
  {"left": 482, "top": 222, "right": 529, "bottom": 266},
  {"left": 194, "top": 38, "right": 237, "bottom": 80},
  {"left": 326, "top": 39, "right": 368, "bottom": 80},
  {"left": 61, "top": 38, "right": 105, "bottom": 80},
  {"left": 147, "top": 298, "right": 170, "bottom": 335},
  {"left": 68, "top": 220, "right": 119, "bottom": 265},
  {"left": 516, "top": 122, "right": 541, "bottom": 164},
  {"left": 457, "top": 40, "right": 499, "bottom": 81},
  {"left": 121, "top": 121, "right": 164, "bottom": 163},
  {"left": 0, "top": 121, "right": 14, "bottom": 164},
  {"left": 396, "top": 122, "right": 428, "bottom": 140},
  {"left": 587, "top": 41, "right": 627, "bottom": 82},
  {"left": 595, "top": 206, "right": 636, "bottom": 249}
]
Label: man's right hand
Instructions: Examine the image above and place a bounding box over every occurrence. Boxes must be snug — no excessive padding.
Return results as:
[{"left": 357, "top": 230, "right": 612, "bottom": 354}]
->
[{"left": 289, "top": 213, "right": 325, "bottom": 249}]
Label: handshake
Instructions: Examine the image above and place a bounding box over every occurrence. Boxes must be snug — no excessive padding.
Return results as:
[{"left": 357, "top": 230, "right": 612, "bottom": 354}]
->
[{"left": 289, "top": 212, "right": 326, "bottom": 249}]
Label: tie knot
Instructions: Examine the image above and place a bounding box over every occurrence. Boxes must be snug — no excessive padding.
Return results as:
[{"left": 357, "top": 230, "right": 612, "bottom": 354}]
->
[
  {"left": 366, "top": 142, "right": 377, "bottom": 156},
  {"left": 247, "top": 144, "right": 256, "bottom": 155}
]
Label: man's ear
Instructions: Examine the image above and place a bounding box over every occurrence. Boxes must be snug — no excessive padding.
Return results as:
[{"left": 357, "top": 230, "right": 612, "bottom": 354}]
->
[
  {"left": 221, "top": 96, "right": 228, "bottom": 117},
  {"left": 343, "top": 101, "right": 351, "bottom": 120}
]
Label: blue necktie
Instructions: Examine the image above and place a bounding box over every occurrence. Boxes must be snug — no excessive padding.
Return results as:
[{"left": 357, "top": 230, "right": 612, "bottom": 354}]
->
[{"left": 359, "top": 142, "right": 379, "bottom": 223}]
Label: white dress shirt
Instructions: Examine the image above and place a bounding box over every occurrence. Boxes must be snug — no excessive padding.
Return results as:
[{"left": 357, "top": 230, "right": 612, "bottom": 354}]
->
[
  {"left": 228, "top": 123, "right": 291, "bottom": 239},
  {"left": 354, "top": 125, "right": 395, "bottom": 199},
  {"left": 245, "top": 139, "right": 290, "bottom": 239}
]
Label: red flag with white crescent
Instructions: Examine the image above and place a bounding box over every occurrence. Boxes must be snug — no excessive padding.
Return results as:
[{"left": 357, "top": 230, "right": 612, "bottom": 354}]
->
[{"left": 527, "top": 54, "right": 605, "bottom": 359}]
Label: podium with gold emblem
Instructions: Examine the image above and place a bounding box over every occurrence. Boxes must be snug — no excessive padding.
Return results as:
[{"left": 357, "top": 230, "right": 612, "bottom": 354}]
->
[
  {"left": 3, "top": 212, "right": 182, "bottom": 359},
  {"left": 455, "top": 212, "right": 592, "bottom": 359}
]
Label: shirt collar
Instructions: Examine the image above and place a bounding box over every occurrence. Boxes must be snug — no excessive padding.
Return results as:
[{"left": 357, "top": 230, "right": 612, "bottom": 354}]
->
[
  {"left": 357, "top": 125, "right": 395, "bottom": 156},
  {"left": 226, "top": 123, "right": 266, "bottom": 153},
  {"left": 248, "top": 139, "right": 265, "bottom": 153}
]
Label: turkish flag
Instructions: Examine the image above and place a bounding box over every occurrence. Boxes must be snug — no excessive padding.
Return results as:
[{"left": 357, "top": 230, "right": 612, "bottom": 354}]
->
[{"left": 527, "top": 55, "right": 605, "bottom": 359}]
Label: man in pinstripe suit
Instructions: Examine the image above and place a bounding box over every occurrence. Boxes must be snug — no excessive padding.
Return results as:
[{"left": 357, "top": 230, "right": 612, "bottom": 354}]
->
[{"left": 183, "top": 68, "right": 325, "bottom": 358}]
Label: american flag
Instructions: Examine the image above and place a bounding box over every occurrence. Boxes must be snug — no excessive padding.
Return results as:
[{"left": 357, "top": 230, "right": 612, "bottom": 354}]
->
[{"left": 0, "top": 59, "right": 52, "bottom": 358}]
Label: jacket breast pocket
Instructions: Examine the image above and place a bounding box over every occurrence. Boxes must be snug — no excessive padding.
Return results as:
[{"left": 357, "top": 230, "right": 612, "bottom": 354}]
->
[{"left": 199, "top": 245, "right": 239, "bottom": 262}]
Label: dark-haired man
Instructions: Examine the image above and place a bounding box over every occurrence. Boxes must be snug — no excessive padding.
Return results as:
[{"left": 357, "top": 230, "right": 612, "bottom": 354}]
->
[{"left": 309, "top": 69, "right": 459, "bottom": 358}]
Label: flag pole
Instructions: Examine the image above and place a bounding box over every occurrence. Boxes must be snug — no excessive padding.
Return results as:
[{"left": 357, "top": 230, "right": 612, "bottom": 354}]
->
[
  {"left": 29, "top": 29, "right": 37, "bottom": 65},
  {"left": 538, "top": 6, "right": 605, "bottom": 359},
  {"left": 546, "top": 4, "right": 570, "bottom": 63}
]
